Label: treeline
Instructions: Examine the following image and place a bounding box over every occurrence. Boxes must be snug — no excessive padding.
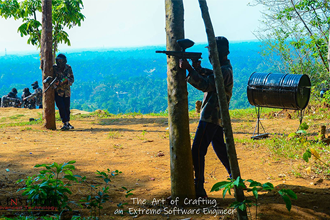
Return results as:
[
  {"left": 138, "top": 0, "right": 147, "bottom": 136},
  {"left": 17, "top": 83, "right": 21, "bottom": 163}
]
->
[{"left": 0, "top": 41, "right": 274, "bottom": 113}]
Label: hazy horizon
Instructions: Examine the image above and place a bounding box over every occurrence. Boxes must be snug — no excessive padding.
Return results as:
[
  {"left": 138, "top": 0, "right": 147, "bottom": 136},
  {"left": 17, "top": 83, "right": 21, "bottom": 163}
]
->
[{"left": 0, "top": 39, "right": 261, "bottom": 57}]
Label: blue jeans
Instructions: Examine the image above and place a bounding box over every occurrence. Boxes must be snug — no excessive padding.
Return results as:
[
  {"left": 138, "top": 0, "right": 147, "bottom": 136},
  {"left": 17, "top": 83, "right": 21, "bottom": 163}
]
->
[
  {"left": 192, "top": 120, "right": 231, "bottom": 189},
  {"left": 55, "top": 92, "right": 71, "bottom": 123}
]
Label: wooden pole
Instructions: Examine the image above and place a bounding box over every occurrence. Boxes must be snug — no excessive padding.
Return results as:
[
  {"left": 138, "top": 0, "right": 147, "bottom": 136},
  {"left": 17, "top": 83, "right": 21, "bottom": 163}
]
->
[
  {"left": 320, "top": 125, "right": 326, "bottom": 140},
  {"left": 197, "top": 0, "right": 248, "bottom": 219},
  {"left": 165, "top": 0, "right": 195, "bottom": 202},
  {"left": 41, "top": 0, "right": 56, "bottom": 130}
]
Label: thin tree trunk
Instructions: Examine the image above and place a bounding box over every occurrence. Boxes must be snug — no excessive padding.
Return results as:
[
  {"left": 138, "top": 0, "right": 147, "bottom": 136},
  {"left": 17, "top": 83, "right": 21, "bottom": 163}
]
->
[
  {"left": 165, "top": 0, "right": 195, "bottom": 202},
  {"left": 197, "top": 0, "right": 248, "bottom": 219},
  {"left": 289, "top": 0, "right": 328, "bottom": 71},
  {"left": 41, "top": 0, "right": 56, "bottom": 130}
]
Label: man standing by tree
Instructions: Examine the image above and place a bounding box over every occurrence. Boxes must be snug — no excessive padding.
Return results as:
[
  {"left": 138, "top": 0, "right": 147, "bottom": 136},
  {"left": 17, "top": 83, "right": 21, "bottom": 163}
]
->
[
  {"left": 179, "top": 36, "right": 233, "bottom": 198},
  {"left": 53, "top": 54, "right": 74, "bottom": 130}
]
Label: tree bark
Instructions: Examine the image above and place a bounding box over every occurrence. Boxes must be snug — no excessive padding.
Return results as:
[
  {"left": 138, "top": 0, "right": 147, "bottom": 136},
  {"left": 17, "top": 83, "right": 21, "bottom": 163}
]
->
[
  {"left": 165, "top": 0, "right": 195, "bottom": 202},
  {"left": 197, "top": 0, "right": 248, "bottom": 219},
  {"left": 41, "top": 0, "right": 56, "bottom": 130}
]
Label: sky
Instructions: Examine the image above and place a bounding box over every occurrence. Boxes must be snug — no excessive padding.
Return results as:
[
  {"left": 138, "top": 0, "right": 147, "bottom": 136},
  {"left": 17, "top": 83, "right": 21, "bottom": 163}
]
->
[{"left": 0, "top": 0, "right": 264, "bottom": 55}]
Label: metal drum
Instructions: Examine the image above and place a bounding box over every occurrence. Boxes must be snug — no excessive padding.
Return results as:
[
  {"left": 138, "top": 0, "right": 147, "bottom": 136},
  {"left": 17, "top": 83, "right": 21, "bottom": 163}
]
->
[{"left": 247, "top": 72, "right": 311, "bottom": 110}]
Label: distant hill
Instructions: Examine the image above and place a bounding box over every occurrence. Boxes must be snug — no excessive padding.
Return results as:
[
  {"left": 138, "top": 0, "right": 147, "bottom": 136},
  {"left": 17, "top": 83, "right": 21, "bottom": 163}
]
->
[{"left": 0, "top": 41, "right": 275, "bottom": 113}]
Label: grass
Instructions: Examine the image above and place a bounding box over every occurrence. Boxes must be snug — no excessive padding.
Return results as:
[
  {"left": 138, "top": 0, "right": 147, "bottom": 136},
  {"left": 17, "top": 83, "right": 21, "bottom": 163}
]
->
[
  {"left": 108, "top": 129, "right": 121, "bottom": 139},
  {"left": 240, "top": 133, "right": 330, "bottom": 178},
  {"left": 20, "top": 127, "right": 32, "bottom": 131},
  {"left": 8, "top": 114, "right": 25, "bottom": 120},
  {"left": 97, "top": 119, "right": 119, "bottom": 125},
  {"left": 147, "top": 111, "right": 168, "bottom": 117},
  {"left": 0, "top": 120, "right": 42, "bottom": 128}
]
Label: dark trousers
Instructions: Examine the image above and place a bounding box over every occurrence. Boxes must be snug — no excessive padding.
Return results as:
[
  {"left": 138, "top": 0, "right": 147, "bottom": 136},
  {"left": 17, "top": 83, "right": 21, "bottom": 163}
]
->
[
  {"left": 192, "top": 120, "right": 231, "bottom": 189},
  {"left": 55, "top": 92, "right": 71, "bottom": 123}
]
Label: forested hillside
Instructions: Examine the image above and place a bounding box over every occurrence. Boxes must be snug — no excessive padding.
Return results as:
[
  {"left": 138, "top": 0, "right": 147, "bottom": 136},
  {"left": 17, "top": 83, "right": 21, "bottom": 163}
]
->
[{"left": 0, "top": 41, "right": 274, "bottom": 113}]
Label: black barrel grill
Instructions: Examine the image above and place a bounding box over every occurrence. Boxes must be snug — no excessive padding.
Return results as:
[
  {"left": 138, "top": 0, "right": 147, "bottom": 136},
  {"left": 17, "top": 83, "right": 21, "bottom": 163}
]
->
[
  {"left": 246, "top": 72, "right": 311, "bottom": 139},
  {"left": 247, "top": 72, "right": 311, "bottom": 110}
]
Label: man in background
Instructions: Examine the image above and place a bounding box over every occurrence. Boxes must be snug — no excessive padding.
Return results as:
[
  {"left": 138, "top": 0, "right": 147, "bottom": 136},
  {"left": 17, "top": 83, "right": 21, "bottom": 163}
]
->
[
  {"left": 1, "top": 88, "right": 21, "bottom": 107},
  {"left": 23, "top": 81, "right": 42, "bottom": 109},
  {"left": 53, "top": 54, "right": 74, "bottom": 130},
  {"left": 179, "top": 36, "right": 233, "bottom": 198},
  {"left": 21, "top": 87, "right": 36, "bottom": 109}
]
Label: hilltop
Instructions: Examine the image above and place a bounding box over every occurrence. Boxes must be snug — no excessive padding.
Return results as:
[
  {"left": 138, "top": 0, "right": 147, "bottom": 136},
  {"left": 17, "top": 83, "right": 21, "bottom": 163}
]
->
[{"left": 0, "top": 106, "right": 329, "bottom": 219}]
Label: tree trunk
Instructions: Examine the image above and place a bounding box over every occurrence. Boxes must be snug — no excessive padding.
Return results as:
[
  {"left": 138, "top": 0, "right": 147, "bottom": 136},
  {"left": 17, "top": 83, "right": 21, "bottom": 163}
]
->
[
  {"left": 197, "top": 0, "right": 248, "bottom": 219},
  {"left": 165, "top": 0, "right": 195, "bottom": 202},
  {"left": 41, "top": 0, "right": 56, "bottom": 130}
]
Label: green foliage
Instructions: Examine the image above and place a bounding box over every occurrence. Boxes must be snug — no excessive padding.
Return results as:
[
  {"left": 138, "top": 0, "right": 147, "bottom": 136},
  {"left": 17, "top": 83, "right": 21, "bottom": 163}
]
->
[
  {"left": 260, "top": 136, "right": 307, "bottom": 159},
  {"left": 278, "top": 189, "right": 298, "bottom": 211},
  {"left": 0, "top": 119, "right": 42, "bottom": 128},
  {"left": 303, "top": 149, "right": 312, "bottom": 162},
  {"left": 16, "top": 161, "right": 79, "bottom": 212},
  {"left": 20, "top": 126, "right": 32, "bottom": 131},
  {"left": 299, "top": 122, "right": 309, "bottom": 131},
  {"left": 321, "top": 90, "right": 330, "bottom": 105},
  {"left": 0, "top": 0, "right": 85, "bottom": 56},
  {"left": 303, "top": 148, "right": 329, "bottom": 175},
  {"left": 15, "top": 162, "right": 128, "bottom": 219},
  {"left": 108, "top": 129, "right": 121, "bottom": 139},
  {"left": 211, "top": 177, "right": 297, "bottom": 214},
  {"left": 79, "top": 169, "right": 123, "bottom": 219},
  {"left": 252, "top": 0, "right": 329, "bottom": 92},
  {"left": 8, "top": 114, "right": 25, "bottom": 119}
]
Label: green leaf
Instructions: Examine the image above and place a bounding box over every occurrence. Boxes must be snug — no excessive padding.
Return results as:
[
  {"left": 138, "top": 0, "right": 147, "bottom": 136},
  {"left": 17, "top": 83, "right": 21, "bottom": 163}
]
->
[
  {"left": 63, "top": 165, "right": 75, "bottom": 170},
  {"left": 296, "top": 130, "right": 307, "bottom": 135},
  {"left": 230, "top": 201, "right": 247, "bottom": 211},
  {"left": 281, "top": 194, "right": 292, "bottom": 211},
  {"left": 239, "top": 203, "right": 246, "bottom": 211},
  {"left": 233, "top": 176, "right": 241, "bottom": 186},
  {"left": 64, "top": 170, "right": 73, "bottom": 176},
  {"left": 279, "top": 189, "right": 297, "bottom": 200},
  {"left": 34, "top": 164, "right": 46, "bottom": 168},
  {"left": 63, "top": 175, "right": 78, "bottom": 182},
  {"left": 222, "top": 188, "right": 229, "bottom": 199},
  {"left": 39, "top": 170, "right": 51, "bottom": 174},
  {"left": 248, "top": 180, "right": 262, "bottom": 187},
  {"left": 303, "top": 149, "right": 312, "bottom": 162},
  {"left": 16, "top": 179, "right": 24, "bottom": 184},
  {"left": 211, "top": 181, "right": 231, "bottom": 192},
  {"left": 252, "top": 188, "right": 259, "bottom": 199},
  {"left": 262, "top": 182, "right": 274, "bottom": 191}
]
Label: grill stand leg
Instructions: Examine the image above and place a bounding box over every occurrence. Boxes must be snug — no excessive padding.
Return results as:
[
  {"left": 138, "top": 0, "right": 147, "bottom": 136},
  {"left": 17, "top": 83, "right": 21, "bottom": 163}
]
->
[
  {"left": 297, "top": 110, "right": 305, "bottom": 131},
  {"left": 252, "top": 107, "right": 269, "bottom": 140}
]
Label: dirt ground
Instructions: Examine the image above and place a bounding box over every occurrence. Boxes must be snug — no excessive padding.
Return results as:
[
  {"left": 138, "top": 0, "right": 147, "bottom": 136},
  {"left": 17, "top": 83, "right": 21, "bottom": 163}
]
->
[{"left": 0, "top": 107, "right": 329, "bottom": 220}]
